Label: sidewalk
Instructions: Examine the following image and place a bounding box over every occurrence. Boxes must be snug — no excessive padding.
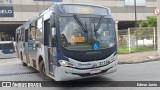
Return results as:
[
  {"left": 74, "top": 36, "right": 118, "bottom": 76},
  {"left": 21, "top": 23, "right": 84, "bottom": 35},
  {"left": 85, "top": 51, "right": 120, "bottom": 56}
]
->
[{"left": 117, "top": 51, "right": 160, "bottom": 64}]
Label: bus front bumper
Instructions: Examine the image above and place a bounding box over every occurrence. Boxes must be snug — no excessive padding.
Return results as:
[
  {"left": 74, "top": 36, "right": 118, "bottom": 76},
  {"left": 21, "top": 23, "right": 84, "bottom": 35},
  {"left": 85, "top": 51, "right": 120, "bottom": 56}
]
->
[
  {"left": 0, "top": 53, "right": 17, "bottom": 59},
  {"left": 56, "top": 60, "right": 117, "bottom": 81}
]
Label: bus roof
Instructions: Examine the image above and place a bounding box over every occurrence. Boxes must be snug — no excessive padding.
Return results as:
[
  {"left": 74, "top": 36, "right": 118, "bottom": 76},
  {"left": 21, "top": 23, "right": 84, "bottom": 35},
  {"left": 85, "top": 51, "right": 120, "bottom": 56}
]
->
[
  {"left": 16, "top": 3, "right": 112, "bottom": 30},
  {"left": 55, "top": 2, "right": 111, "bottom": 11},
  {"left": 50, "top": 3, "right": 112, "bottom": 15},
  {"left": 37, "top": 3, "right": 112, "bottom": 16}
]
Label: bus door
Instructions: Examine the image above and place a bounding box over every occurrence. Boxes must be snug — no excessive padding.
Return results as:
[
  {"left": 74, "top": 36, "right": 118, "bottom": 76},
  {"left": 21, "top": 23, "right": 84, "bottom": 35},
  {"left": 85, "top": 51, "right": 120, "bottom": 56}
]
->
[
  {"left": 24, "top": 29, "right": 30, "bottom": 64},
  {"left": 48, "top": 28, "right": 57, "bottom": 75},
  {"left": 44, "top": 18, "right": 57, "bottom": 75}
]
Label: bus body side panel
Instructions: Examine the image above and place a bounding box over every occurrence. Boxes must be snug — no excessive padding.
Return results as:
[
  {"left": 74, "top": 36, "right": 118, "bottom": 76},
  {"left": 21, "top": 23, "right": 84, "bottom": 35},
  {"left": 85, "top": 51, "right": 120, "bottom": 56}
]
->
[
  {"left": 22, "top": 42, "right": 27, "bottom": 63},
  {"left": 16, "top": 42, "right": 20, "bottom": 59},
  {"left": 16, "top": 32, "right": 20, "bottom": 58},
  {"left": 43, "top": 45, "right": 49, "bottom": 72},
  {"left": 25, "top": 42, "right": 30, "bottom": 64},
  {"left": 35, "top": 44, "right": 46, "bottom": 70},
  {"left": 28, "top": 40, "right": 38, "bottom": 68},
  {"left": 19, "top": 42, "right": 24, "bottom": 59}
]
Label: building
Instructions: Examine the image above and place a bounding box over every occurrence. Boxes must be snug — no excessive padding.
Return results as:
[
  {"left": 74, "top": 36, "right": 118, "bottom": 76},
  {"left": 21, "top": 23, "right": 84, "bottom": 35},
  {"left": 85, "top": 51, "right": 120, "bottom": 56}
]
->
[{"left": 0, "top": 0, "right": 157, "bottom": 41}]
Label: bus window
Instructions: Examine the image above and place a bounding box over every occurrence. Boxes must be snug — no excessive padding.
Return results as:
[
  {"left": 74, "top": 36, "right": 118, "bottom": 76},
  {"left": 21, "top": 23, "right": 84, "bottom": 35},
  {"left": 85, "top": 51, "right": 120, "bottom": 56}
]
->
[
  {"left": 36, "top": 18, "right": 43, "bottom": 40},
  {"left": 30, "top": 23, "right": 36, "bottom": 40},
  {"left": 25, "top": 29, "right": 28, "bottom": 42},
  {"left": 44, "top": 19, "right": 50, "bottom": 46}
]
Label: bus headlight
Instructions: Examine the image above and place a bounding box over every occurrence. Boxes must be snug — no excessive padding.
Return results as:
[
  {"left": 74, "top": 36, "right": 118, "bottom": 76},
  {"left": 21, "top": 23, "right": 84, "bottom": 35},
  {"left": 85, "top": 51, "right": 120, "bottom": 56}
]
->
[
  {"left": 59, "top": 60, "right": 75, "bottom": 67},
  {"left": 109, "top": 55, "right": 117, "bottom": 62}
]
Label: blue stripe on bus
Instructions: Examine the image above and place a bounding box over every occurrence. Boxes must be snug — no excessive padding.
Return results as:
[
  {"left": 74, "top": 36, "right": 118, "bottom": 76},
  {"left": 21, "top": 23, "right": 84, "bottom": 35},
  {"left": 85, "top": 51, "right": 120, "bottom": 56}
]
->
[{"left": 2, "top": 49, "right": 15, "bottom": 54}]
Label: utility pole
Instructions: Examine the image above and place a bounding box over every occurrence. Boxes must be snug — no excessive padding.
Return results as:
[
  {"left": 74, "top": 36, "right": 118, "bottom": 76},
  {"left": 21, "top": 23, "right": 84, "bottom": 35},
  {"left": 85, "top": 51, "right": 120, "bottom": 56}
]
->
[
  {"left": 134, "top": 0, "right": 138, "bottom": 47},
  {"left": 134, "top": 0, "right": 137, "bottom": 27}
]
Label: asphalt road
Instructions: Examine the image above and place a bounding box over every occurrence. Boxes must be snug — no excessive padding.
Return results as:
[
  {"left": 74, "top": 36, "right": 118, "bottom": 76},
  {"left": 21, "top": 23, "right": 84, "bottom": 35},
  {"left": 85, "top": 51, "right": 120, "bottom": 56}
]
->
[{"left": 0, "top": 58, "right": 160, "bottom": 90}]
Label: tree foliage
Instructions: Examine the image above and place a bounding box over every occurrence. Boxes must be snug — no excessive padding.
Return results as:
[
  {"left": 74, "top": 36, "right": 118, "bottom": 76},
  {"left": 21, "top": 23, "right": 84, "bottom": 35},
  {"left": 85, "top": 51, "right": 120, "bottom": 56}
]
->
[
  {"left": 138, "top": 16, "right": 157, "bottom": 27},
  {"left": 135, "top": 16, "right": 157, "bottom": 40}
]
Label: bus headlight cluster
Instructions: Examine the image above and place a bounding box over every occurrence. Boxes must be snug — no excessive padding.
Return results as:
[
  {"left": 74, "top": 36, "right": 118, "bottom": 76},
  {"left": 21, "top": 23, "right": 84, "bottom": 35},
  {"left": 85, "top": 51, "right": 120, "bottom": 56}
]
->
[
  {"left": 109, "top": 55, "right": 117, "bottom": 62},
  {"left": 59, "top": 60, "right": 75, "bottom": 67}
]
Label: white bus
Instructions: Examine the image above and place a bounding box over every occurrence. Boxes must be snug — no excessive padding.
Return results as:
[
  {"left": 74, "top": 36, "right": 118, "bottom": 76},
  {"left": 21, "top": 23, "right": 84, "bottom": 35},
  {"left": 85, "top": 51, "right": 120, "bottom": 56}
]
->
[
  {"left": 16, "top": 3, "right": 118, "bottom": 81},
  {"left": 0, "top": 41, "right": 16, "bottom": 58}
]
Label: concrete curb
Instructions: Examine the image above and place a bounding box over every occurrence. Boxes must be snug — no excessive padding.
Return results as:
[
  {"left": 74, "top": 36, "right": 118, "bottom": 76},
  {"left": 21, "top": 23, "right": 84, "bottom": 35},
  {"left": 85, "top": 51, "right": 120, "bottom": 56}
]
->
[{"left": 118, "top": 58, "right": 160, "bottom": 64}]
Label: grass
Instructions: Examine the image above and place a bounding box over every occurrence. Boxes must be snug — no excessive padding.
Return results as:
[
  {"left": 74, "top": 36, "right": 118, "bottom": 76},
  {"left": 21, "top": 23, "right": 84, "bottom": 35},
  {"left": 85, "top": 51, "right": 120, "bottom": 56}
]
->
[{"left": 117, "top": 47, "right": 156, "bottom": 54}]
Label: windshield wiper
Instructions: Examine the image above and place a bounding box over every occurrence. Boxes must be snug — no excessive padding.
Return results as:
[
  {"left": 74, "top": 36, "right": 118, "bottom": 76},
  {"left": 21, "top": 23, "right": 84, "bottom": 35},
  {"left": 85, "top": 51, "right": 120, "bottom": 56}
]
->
[
  {"left": 93, "top": 16, "right": 104, "bottom": 42},
  {"left": 95, "top": 16, "right": 104, "bottom": 32},
  {"left": 73, "top": 15, "right": 87, "bottom": 33}
]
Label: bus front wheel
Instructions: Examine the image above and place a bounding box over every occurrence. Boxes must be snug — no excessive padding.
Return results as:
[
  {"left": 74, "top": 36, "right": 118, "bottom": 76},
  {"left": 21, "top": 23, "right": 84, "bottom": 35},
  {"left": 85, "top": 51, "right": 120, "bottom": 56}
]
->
[{"left": 39, "top": 61, "right": 51, "bottom": 80}]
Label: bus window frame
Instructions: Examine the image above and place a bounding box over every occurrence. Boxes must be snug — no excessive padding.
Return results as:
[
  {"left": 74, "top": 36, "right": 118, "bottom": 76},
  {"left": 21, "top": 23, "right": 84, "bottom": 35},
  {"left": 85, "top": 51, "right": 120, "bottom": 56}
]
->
[
  {"left": 30, "top": 22, "right": 36, "bottom": 40},
  {"left": 50, "top": 13, "right": 56, "bottom": 47},
  {"left": 36, "top": 18, "right": 43, "bottom": 40}
]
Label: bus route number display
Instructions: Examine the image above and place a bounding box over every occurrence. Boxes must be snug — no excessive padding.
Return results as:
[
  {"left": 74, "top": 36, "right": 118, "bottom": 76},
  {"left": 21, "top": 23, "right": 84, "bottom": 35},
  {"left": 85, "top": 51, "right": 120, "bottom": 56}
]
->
[
  {"left": 80, "top": 8, "right": 94, "bottom": 14},
  {"left": 72, "top": 37, "right": 85, "bottom": 43}
]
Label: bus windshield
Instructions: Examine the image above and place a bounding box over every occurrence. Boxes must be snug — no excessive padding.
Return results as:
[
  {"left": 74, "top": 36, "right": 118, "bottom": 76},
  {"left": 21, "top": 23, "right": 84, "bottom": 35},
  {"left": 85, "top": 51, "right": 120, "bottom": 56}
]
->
[
  {"left": 0, "top": 43, "right": 14, "bottom": 50},
  {"left": 59, "top": 15, "right": 115, "bottom": 51}
]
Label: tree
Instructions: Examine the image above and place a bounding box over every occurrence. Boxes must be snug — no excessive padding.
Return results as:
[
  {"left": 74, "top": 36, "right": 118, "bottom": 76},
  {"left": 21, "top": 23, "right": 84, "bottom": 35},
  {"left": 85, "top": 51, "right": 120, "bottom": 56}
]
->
[
  {"left": 136, "top": 16, "right": 157, "bottom": 39},
  {"left": 135, "top": 16, "right": 157, "bottom": 47},
  {"left": 138, "top": 16, "right": 157, "bottom": 27}
]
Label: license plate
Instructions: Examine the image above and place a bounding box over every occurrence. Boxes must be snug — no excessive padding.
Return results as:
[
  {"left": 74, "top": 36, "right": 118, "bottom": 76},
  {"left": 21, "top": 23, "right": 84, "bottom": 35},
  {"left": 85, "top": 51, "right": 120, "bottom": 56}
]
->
[
  {"left": 99, "top": 61, "right": 108, "bottom": 66},
  {"left": 90, "top": 69, "right": 101, "bottom": 74}
]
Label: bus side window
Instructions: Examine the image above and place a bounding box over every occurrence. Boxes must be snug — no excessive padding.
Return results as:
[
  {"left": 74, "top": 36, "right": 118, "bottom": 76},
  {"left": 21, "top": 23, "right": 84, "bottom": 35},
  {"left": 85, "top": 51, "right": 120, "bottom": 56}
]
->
[
  {"left": 29, "top": 29, "right": 32, "bottom": 40},
  {"left": 36, "top": 18, "right": 43, "bottom": 40},
  {"left": 30, "top": 23, "right": 36, "bottom": 40}
]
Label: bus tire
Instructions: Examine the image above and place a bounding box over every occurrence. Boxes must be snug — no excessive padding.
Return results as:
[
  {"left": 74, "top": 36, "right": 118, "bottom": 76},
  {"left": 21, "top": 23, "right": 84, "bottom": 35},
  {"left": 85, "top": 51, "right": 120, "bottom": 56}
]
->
[
  {"left": 39, "top": 61, "right": 51, "bottom": 80},
  {"left": 21, "top": 54, "right": 27, "bottom": 66},
  {"left": 22, "top": 62, "right": 27, "bottom": 66}
]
